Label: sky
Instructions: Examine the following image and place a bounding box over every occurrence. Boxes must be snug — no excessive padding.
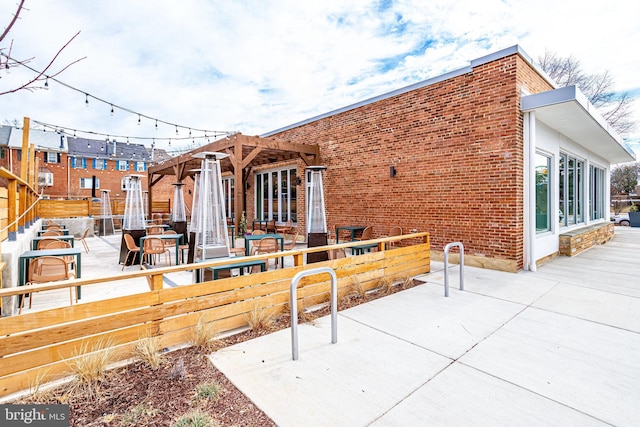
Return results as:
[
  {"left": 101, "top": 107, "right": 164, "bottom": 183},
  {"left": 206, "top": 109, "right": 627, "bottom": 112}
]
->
[{"left": 1, "top": 0, "right": 639, "bottom": 156}]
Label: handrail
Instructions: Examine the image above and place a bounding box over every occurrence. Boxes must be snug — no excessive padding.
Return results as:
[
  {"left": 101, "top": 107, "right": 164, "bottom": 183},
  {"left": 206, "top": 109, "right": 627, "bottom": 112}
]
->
[
  {"left": 290, "top": 267, "right": 338, "bottom": 360},
  {"left": 444, "top": 242, "right": 464, "bottom": 297}
]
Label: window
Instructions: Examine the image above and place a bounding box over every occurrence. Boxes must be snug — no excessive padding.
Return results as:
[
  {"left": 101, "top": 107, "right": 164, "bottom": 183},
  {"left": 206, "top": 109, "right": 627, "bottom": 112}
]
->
[
  {"left": 535, "top": 153, "right": 551, "bottom": 233},
  {"left": 0, "top": 147, "right": 5, "bottom": 159},
  {"left": 117, "top": 160, "right": 129, "bottom": 171},
  {"left": 222, "top": 177, "right": 235, "bottom": 219},
  {"left": 79, "top": 177, "right": 99, "bottom": 189},
  {"left": 45, "top": 152, "right": 59, "bottom": 163},
  {"left": 121, "top": 176, "right": 132, "bottom": 191},
  {"left": 17, "top": 149, "right": 22, "bottom": 161},
  {"left": 255, "top": 167, "right": 298, "bottom": 222},
  {"left": 589, "top": 165, "right": 606, "bottom": 220},
  {"left": 93, "top": 159, "right": 107, "bottom": 170},
  {"left": 559, "top": 152, "right": 584, "bottom": 227},
  {"left": 135, "top": 162, "right": 146, "bottom": 172},
  {"left": 39, "top": 172, "right": 53, "bottom": 187},
  {"left": 72, "top": 157, "right": 87, "bottom": 169}
]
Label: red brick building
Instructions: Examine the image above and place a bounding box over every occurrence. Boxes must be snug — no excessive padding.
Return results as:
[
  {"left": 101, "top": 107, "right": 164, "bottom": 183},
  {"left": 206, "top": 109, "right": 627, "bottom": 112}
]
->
[{"left": 161, "top": 45, "right": 632, "bottom": 272}]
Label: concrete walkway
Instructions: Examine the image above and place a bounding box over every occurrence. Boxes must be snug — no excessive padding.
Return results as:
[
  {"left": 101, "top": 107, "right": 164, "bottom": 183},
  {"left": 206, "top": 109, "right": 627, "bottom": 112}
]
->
[{"left": 210, "top": 227, "right": 640, "bottom": 426}]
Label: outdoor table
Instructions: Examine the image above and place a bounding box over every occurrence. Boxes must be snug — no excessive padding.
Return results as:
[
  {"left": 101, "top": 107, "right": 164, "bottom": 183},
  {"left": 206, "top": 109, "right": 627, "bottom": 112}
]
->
[
  {"left": 37, "top": 229, "right": 70, "bottom": 236},
  {"left": 194, "top": 257, "right": 266, "bottom": 282},
  {"left": 252, "top": 219, "right": 268, "bottom": 231},
  {"left": 41, "top": 224, "right": 67, "bottom": 230},
  {"left": 352, "top": 243, "right": 378, "bottom": 255},
  {"left": 32, "top": 235, "right": 75, "bottom": 250},
  {"left": 139, "top": 233, "right": 183, "bottom": 266},
  {"left": 19, "top": 247, "right": 83, "bottom": 299},
  {"left": 335, "top": 225, "right": 366, "bottom": 244}
]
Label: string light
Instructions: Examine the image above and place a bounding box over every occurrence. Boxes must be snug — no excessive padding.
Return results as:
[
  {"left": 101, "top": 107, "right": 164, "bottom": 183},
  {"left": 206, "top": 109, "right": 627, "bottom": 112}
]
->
[{"left": 5, "top": 52, "right": 233, "bottom": 140}]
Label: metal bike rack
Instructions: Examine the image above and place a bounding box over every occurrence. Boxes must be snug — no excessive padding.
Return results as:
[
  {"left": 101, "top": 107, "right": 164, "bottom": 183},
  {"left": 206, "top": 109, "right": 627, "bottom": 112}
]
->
[
  {"left": 444, "top": 242, "right": 464, "bottom": 297},
  {"left": 290, "top": 266, "right": 338, "bottom": 360}
]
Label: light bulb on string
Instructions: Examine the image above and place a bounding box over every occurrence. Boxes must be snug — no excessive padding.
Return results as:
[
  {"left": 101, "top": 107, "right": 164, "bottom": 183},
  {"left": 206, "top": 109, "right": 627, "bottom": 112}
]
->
[
  {"left": 175, "top": 125, "right": 179, "bottom": 135},
  {"left": 44, "top": 77, "right": 49, "bottom": 88},
  {"left": 110, "top": 105, "right": 114, "bottom": 116},
  {"left": 126, "top": 137, "right": 130, "bottom": 145},
  {"left": 155, "top": 119, "right": 158, "bottom": 130},
  {"left": 85, "top": 94, "right": 89, "bottom": 107},
  {"left": 138, "top": 115, "right": 141, "bottom": 125}
]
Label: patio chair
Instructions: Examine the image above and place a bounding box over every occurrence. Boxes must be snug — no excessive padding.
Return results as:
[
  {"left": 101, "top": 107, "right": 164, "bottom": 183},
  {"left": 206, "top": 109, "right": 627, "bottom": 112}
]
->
[
  {"left": 37, "top": 238, "right": 62, "bottom": 249},
  {"left": 74, "top": 228, "right": 90, "bottom": 253},
  {"left": 143, "top": 237, "right": 171, "bottom": 266},
  {"left": 41, "top": 230, "right": 63, "bottom": 236},
  {"left": 44, "top": 240, "right": 76, "bottom": 272},
  {"left": 328, "top": 248, "right": 346, "bottom": 260},
  {"left": 280, "top": 231, "right": 300, "bottom": 267},
  {"left": 147, "top": 226, "right": 164, "bottom": 235},
  {"left": 122, "top": 233, "right": 141, "bottom": 270},
  {"left": 276, "top": 220, "right": 294, "bottom": 235},
  {"left": 21, "top": 256, "right": 75, "bottom": 314},
  {"left": 266, "top": 219, "right": 277, "bottom": 233},
  {"left": 385, "top": 226, "right": 402, "bottom": 247},
  {"left": 251, "top": 237, "right": 279, "bottom": 270},
  {"left": 163, "top": 230, "right": 190, "bottom": 263},
  {"left": 354, "top": 226, "right": 373, "bottom": 241}
]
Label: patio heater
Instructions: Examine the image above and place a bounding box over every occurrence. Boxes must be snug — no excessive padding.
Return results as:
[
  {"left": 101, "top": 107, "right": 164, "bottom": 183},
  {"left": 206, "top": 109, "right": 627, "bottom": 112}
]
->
[
  {"left": 192, "top": 152, "right": 230, "bottom": 263},
  {"left": 306, "top": 165, "right": 329, "bottom": 263},
  {"left": 172, "top": 182, "right": 187, "bottom": 246},
  {"left": 98, "top": 189, "right": 115, "bottom": 236},
  {"left": 142, "top": 190, "right": 149, "bottom": 221},
  {"left": 186, "top": 169, "right": 200, "bottom": 264},
  {"left": 119, "top": 174, "right": 146, "bottom": 266}
]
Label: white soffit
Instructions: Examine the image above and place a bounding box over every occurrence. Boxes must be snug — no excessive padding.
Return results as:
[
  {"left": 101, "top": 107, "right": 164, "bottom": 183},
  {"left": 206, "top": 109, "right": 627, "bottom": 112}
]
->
[{"left": 521, "top": 86, "right": 635, "bottom": 164}]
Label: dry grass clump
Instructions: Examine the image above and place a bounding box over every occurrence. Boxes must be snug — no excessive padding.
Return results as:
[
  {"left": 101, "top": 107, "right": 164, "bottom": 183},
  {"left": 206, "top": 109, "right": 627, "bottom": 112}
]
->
[
  {"left": 120, "top": 404, "right": 157, "bottom": 426},
  {"left": 66, "top": 338, "right": 115, "bottom": 397},
  {"left": 172, "top": 409, "right": 219, "bottom": 427},
  {"left": 245, "top": 303, "right": 276, "bottom": 332},
  {"left": 133, "top": 333, "right": 164, "bottom": 369},
  {"left": 194, "top": 381, "right": 223, "bottom": 403},
  {"left": 377, "top": 276, "right": 394, "bottom": 296},
  {"left": 191, "top": 317, "right": 222, "bottom": 351}
]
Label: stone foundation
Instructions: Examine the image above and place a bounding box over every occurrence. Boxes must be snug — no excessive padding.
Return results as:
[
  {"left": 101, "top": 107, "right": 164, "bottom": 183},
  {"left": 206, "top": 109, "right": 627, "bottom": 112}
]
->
[{"left": 559, "top": 222, "right": 614, "bottom": 257}]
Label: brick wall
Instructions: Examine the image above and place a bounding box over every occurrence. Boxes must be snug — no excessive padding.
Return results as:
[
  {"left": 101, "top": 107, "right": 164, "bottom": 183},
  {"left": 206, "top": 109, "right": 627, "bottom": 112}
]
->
[{"left": 263, "top": 53, "right": 553, "bottom": 271}]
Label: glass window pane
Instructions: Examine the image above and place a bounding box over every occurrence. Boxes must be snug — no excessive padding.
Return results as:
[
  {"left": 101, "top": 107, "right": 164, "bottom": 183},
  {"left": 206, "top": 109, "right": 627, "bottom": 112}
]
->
[{"left": 535, "top": 153, "right": 551, "bottom": 233}]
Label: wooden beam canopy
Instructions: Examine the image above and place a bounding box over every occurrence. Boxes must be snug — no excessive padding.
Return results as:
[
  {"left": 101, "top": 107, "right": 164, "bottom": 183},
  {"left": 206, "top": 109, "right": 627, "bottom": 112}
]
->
[{"left": 147, "top": 133, "right": 319, "bottom": 228}]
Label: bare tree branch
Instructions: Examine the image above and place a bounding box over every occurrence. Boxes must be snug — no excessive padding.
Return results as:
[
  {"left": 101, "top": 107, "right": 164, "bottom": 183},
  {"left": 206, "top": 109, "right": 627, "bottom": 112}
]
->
[{"left": 538, "top": 50, "right": 637, "bottom": 135}]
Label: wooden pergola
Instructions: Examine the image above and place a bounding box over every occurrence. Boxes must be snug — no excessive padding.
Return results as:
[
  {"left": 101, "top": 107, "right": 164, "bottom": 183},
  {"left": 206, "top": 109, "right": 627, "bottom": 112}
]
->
[{"left": 147, "top": 133, "right": 320, "bottom": 227}]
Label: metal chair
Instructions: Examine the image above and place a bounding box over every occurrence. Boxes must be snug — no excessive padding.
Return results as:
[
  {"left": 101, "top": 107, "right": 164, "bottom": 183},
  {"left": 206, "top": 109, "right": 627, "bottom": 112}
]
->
[
  {"left": 21, "top": 256, "right": 75, "bottom": 314},
  {"left": 143, "top": 237, "right": 171, "bottom": 266},
  {"left": 43, "top": 240, "right": 76, "bottom": 272},
  {"left": 251, "top": 237, "right": 279, "bottom": 270},
  {"left": 37, "top": 238, "right": 61, "bottom": 249},
  {"left": 122, "top": 234, "right": 141, "bottom": 270},
  {"left": 74, "top": 228, "right": 90, "bottom": 253}
]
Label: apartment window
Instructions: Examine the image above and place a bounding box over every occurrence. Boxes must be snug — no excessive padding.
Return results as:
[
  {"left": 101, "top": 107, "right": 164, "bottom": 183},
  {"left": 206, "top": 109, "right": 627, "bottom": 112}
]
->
[
  {"left": 589, "top": 165, "right": 606, "bottom": 221},
  {"left": 0, "top": 147, "right": 5, "bottom": 159},
  {"left": 79, "top": 177, "right": 99, "bottom": 189},
  {"left": 135, "top": 162, "right": 146, "bottom": 172},
  {"left": 121, "top": 176, "right": 132, "bottom": 191},
  {"left": 117, "top": 160, "right": 129, "bottom": 171},
  {"left": 39, "top": 172, "right": 53, "bottom": 187},
  {"left": 72, "top": 157, "right": 87, "bottom": 169},
  {"left": 559, "top": 152, "right": 584, "bottom": 227},
  {"left": 535, "top": 153, "right": 551, "bottom": 233},
  {"left": 93, "top": 159, "right": 107, "bottom": 170},
  {"left": 45, "top": 152, "right": 60, "bottom": 163}
]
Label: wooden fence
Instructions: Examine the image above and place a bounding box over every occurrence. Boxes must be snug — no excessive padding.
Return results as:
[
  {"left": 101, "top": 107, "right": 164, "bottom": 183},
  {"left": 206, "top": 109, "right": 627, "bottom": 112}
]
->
[
  {"left": 38, "top": 199, "right": 172, "bottom": 218},
  {"left": 0, "top": 233, "right": 430, "bottom": 398}
]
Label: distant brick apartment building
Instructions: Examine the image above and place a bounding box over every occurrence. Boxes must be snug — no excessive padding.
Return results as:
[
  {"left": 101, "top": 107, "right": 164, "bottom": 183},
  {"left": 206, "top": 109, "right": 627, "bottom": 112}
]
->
[
  {"left": 219, "top": 45, "right": 634, "bottom": 272},
  {"left": 0, "top": 126, "right": 171, "bottom": 205}
]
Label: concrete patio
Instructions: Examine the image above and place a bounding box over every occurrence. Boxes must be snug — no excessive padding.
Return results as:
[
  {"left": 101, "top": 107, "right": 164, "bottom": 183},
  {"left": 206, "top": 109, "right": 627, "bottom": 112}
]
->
[{"left": 210, "top": 226, "right": 640, "bottom": 426}]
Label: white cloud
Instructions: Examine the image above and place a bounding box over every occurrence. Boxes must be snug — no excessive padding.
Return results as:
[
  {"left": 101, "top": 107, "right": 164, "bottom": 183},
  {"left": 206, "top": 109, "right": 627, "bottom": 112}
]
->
[{"left": 1, "top": 0, "right": 639, "bottom": 154}]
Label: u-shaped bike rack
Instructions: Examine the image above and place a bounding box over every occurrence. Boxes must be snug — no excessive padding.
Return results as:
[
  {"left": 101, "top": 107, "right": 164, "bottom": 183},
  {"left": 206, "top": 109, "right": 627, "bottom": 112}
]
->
[
  {"left": 290, "top": 267, "right": 338, "bottom": 360},
  {"left": 444, "top": 242, "right": 464, "bottom": 297}
]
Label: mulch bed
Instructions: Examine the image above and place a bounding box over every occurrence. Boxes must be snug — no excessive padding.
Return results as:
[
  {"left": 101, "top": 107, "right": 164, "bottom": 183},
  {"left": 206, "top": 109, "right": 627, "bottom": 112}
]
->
[{"left": 15, "top": 278, "right": 421, "bottom": 426}]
